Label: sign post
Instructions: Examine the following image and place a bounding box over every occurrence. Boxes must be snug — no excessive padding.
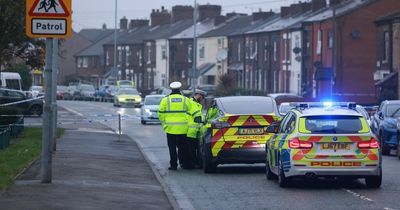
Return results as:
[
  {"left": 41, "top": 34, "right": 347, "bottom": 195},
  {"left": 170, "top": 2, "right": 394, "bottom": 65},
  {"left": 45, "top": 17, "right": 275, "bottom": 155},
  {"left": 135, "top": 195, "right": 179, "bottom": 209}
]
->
[{"left": 26, "top": 0, "right": 72, "bottom": 183}]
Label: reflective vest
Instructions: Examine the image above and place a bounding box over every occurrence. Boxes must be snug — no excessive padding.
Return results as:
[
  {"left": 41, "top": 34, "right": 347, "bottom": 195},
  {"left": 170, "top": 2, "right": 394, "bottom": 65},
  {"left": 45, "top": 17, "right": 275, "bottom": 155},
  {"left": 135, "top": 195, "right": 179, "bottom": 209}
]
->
[
  {"left": 158, "top": 94, "right": 191, "bottom": 135},
  {"left": 187, "top": 98, "right": 203, "bottom": 138}
]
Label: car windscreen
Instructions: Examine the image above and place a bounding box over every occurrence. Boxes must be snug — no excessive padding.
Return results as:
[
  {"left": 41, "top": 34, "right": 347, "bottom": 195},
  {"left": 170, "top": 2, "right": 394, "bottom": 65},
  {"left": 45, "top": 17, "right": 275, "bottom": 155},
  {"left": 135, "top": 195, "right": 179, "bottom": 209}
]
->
[
  {"left": 31, "top": 86, "right": 43, "bottom": 91},
  {"left": 119, "top": 89, "right": 139, "bottom": 95},
  {"left": 145, "top": 97, "right": 163, "bottom": 105},
  {"left": 279, "top": 104, "right": 293, "bottom": 114},
  {"left": 222, "top": 100, "right": 274, "bottom": 114},
  {"left": 5, "top": 79, "right": 21, "bottom": 90},
  {"left": 386, "top": 104, "right": 400, "bottom": 117},
  {"left": 57, "top": 86, "right": 68, "bottom": 91},
  {"left": 300, "top": 115, "right": 366, "bottom": 134},
  {"left": 81, "top": 85, "right": 95, "bottom": 91}
]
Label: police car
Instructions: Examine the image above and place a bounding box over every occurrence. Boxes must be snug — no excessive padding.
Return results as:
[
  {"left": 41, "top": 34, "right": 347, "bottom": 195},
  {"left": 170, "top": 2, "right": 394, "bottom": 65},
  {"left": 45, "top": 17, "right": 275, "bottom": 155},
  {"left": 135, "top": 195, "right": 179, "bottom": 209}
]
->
[
  {"left": 265, "top": 102, "right": 382, "bottom": 188},
  {"left": 197, "top": 96, "right": 281, "bottom": 173}
]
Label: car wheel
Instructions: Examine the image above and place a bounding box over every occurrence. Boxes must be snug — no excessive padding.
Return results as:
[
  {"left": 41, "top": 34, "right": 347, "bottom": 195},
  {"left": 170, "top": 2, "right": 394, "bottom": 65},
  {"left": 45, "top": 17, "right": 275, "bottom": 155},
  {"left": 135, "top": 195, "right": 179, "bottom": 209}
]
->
[
  {"left": 202, "top": 144, "right": 217, "bottom": 173},
  {"left": 141, "top": 120, "right": 146, "bottom": 125},
  {"left": 278, "top": 161, "right": 290, "bottom": 188},
  {"left": 29, "top": 105, "right": 43, "bottom": 116},
  {"left": 379, "top": 131, "right": 390, "bottom": 155},
  {"left": 365, "top": 168, "right": 382, "bottom": 188},
  {"left": 266, "top": 157, "right": 277, "bottom": 180}
]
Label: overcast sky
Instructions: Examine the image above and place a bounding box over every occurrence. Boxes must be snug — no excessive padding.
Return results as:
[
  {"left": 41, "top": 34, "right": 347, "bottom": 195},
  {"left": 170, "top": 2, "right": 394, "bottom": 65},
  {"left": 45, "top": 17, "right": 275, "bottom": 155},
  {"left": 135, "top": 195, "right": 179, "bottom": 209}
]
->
[{"left": 72, "top": 0, "right": 299, "bottom": 31}]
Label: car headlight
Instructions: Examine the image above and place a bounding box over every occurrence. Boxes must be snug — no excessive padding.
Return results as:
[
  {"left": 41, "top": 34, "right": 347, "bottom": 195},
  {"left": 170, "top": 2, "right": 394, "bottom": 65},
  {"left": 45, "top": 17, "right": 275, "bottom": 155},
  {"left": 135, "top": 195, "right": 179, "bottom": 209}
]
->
[{"left": 145, "top": 108, "right": 151, "bottom": 113}]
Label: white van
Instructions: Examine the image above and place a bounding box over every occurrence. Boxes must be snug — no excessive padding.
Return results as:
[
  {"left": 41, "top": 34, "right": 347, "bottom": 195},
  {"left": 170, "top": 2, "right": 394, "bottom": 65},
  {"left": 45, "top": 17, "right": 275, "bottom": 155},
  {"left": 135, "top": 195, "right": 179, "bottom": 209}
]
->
[{"left": 0, "top": 72, "right": 22, "bottom": 91}]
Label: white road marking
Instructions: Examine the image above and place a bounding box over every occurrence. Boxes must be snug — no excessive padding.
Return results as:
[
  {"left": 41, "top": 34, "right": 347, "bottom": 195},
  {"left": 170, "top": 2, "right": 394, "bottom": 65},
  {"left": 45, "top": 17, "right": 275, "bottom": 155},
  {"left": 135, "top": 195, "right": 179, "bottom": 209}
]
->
[
  {"left": 384, "top": 207, "right": 397, "bottom": 210},
  {"left": 343, "top": 188, "right": 374, "bottom": 202}
]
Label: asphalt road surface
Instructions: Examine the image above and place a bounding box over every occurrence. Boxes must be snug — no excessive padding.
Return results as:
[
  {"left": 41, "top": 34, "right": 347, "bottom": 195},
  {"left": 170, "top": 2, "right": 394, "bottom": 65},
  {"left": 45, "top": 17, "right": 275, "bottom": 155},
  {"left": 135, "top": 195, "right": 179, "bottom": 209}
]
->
[{"left": 58, "top": 100, "right": 400, "bottom": 210}]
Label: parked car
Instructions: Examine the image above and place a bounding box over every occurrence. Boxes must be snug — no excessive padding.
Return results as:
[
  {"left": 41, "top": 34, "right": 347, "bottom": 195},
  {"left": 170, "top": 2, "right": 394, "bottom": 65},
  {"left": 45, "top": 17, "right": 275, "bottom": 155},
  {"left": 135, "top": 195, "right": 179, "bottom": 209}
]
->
[
  {"left": 151, "top": 87, "right": 171, "bottom": 96},
  {"left": 356, "top": 105, "right": 372, "bottom": 127},
  {"left": 113, "top": 88, "right": 142, "bottom": 107},
  {"left": 197, "top": 96, "right": 281, "bottom": 173},
  {"left": 140, "top": 95, "right": 164, "bottom": 124},
  {"left": 63, "top": 85, "right": 77, "bottom": 100},
  {"left": 74, "top": 84, "right": 96, "bottom": 101},
  {"left": 29, "top": 85, "right": 44, "bottom": 98},
  {"left": 278, "top": 102, "right": 296, "bottom": 116},
  {"left": 0, "top": 88, "right": 43, "bottom": 116},
  {"left": 116, "top": 80, "right": 135, "bottom": 89},
  {"left": 371, "top": 100, "right": 400, "bottom": 155},
  {"left": 95, "top": 85, "right": 117, "bottom": 102},
  {"left": 56, "top": 85, "right": 68, "bottom": 100}
]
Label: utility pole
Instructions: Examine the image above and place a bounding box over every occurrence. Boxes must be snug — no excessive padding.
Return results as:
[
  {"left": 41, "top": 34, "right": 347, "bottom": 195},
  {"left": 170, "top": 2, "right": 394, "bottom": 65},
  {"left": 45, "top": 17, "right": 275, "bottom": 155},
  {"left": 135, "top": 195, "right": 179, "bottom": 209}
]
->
[
  {"left": 41, "top": 38, "right": 53, "bottom": 183},
  {"left": 51, "top": 39, "right": 58, "bottom": 151},
  {"left": 192, "top": 0, "right": 198, "bottom": 95},
  {"left": 331, "top": 2, "right": 336, "bottom": 99},
  {"left": 114, "top": 0, "right": 118, "bottom": 81}
]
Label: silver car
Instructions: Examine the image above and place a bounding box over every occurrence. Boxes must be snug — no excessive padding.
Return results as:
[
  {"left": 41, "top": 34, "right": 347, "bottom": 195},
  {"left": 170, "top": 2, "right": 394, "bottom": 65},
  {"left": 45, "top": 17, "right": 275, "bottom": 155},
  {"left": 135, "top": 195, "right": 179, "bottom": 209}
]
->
[{"left": 140, "top": 95, "right": 164, "bottom": 125}]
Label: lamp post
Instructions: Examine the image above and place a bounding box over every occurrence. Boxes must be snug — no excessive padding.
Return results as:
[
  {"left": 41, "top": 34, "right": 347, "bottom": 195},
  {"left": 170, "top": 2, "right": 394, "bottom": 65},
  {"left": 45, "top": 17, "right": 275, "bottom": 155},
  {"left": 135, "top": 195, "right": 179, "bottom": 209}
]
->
[
  {"left": 114, "top": 0, "right": 118, "bottom": 81},
  {"left": 192, "top": 0, "right": 197, "bottom": 95}
]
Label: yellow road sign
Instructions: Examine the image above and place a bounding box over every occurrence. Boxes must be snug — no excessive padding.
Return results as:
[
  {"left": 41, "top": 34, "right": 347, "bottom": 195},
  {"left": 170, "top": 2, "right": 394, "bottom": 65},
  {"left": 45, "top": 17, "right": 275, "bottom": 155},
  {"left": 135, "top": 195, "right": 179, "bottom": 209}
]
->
[{"left": 26, "top": 0, "right": 72, "bottom": 38}]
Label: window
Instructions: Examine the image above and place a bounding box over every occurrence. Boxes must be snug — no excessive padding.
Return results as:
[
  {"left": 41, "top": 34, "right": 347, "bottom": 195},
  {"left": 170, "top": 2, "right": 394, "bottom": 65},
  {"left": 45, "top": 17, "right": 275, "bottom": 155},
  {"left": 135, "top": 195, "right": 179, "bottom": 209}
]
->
[
  {"left": 5, "top": 80, "right": 21, "bottom": 90},
  {"left": 317, "top": 30, "right": 322, "bottom": 55},
  {"left": 147, "top": 46, "right": 151, "bottom": 64},
  {"left": 238, "top": 43, "right": 241, "bottom": 62},
  {"left": 77, "top": 57, "right": 83, "bottom": 68},
  {"left": 126, "top": 46, "right": 130, "bottom": 66},
  {"left": 245, "top": 39, "right": 250, "bottom": 59},
  {"left": 82, "top": 57, "right": 88, "bottom": 68},
  {"left": 137, "top": 49, "right": 142, "bottom": 66},
  {"left": 217, "top": 38, "right": 223, "bottom": 48},
  {"left": 161, "top": 45, "right": 167, "bottom": 59},
  {"left": 273, "top": 41, "right": 277, "bottom": 62},
  {"left": 383, "top": 31, "right": 389, "bottom": 62},
  {"left": 118, "top": 46, "right": 122, "bottom": 66},
  {"left": 264, "top": 41, "right": 268, "bottom": 61},
  {"left": 199, "top": 44, "right": 205, "bottom": 60},
  {"left": 328, "top": 31, "right": 333, "bottom": 49},
  {"left": 106, "top": 50, "right": 110, "bottom": 66},
  {"left": 187, "top": 44, "right": 193, "bottom": 63},
  {"left": 300, "top": 116, "right": 364, "bottom": 134}
]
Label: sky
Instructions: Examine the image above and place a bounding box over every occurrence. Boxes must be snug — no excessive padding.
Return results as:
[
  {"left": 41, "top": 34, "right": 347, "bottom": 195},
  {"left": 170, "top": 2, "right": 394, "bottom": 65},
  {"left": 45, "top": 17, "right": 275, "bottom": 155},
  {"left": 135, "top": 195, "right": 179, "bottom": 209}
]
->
[{"left": 72, "top": 0, "right": 300, "bottom": 31}]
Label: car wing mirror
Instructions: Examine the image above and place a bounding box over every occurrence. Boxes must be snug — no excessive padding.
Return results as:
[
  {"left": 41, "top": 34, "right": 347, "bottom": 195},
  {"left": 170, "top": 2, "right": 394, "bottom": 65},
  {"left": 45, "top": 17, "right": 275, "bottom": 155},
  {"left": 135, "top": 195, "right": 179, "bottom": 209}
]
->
[
  {"left": 194, "top": 116, "right": 203, "bottom": 123},
  {"left": 378, "top": 112, "right": 384, "bottom": 119}
]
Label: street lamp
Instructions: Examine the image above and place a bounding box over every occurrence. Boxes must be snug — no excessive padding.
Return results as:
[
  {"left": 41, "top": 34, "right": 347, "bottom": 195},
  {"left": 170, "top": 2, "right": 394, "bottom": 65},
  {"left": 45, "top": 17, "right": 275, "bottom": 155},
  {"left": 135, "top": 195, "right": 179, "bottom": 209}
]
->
[
  {"left": 114, "top": 0, "right": 118, "bottom": 81},
  {"left": 192, "top": 0, "right": 197, "bottom": 95}
]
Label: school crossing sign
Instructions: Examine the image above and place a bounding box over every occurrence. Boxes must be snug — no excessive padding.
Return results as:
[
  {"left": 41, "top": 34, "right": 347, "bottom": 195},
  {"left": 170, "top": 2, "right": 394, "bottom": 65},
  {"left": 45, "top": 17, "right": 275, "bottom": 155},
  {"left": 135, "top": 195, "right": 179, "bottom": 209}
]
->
[{"left": 26, "top": 0, "right": 72, "bottom": 38}]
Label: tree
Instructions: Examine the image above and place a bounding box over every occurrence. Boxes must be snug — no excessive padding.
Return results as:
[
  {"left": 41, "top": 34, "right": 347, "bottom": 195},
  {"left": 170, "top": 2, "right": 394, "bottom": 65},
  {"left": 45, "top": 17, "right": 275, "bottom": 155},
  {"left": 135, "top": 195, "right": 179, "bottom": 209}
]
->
[
  {"left": 0, "top": 0, "right": 44, "bottom": 70},
  {"left": 216, "top": 73, "right": 237, "bottom": 96},
  {"left": 5, "top": 64, "right": 32, "bottom": 90}
]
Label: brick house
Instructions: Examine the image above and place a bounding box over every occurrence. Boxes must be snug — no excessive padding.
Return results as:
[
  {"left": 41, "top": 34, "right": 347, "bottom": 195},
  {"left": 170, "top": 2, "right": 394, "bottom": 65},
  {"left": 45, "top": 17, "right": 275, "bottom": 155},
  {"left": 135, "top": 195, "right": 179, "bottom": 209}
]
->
[
  {"left": 375, "top": 12, "right": 400, "bottom": 100},
  {"left": 303, "top": 0, "right": 400, "bottom": 104}
]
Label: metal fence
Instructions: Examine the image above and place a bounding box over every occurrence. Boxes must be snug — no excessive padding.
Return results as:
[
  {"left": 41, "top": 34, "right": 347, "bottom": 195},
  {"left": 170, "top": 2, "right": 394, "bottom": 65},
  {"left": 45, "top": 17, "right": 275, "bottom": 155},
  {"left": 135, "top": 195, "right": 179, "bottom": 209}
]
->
[{"left": 0, "top": 117, "right": 24, "bottom": 150}]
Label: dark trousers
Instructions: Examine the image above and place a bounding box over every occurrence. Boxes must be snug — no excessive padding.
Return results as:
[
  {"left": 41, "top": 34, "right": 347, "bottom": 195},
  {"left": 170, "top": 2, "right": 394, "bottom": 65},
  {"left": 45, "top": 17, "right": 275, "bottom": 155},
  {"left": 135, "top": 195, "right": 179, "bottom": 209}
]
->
[
  {"left": 167, "top": 134, "right": 186, "bottom": 168},
  {"left": 185, "top": 137, "right": 198, "bottom": 169}
]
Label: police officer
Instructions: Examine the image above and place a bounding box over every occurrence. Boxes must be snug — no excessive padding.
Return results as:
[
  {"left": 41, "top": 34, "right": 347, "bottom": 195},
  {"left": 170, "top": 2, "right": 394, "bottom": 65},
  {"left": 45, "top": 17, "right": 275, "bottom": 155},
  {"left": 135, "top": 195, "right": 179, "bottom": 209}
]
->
[
  {"left": 158, "top": 81, "right": 191, "bottom": 170},
  {"left": 186, "top": 89, "right": 206, "bottom": 169}
]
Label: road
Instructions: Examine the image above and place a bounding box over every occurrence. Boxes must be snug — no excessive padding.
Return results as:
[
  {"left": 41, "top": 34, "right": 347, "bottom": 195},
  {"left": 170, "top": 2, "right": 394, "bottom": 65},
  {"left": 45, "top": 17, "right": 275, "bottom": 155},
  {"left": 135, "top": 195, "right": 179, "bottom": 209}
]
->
[{"left": 58, "top": 100, "right": 400, "bottom": 210}]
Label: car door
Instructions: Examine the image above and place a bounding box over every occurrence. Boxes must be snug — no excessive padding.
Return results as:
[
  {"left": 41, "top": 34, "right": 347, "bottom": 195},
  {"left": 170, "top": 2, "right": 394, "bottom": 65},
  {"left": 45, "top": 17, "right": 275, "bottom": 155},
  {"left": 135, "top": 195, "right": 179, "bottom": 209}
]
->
[
  {"left": 7, "top": 90, "right": 27, "bottom": 112},
  {"left": 269, "top": 112, "right": 292, "bottom": 172}
]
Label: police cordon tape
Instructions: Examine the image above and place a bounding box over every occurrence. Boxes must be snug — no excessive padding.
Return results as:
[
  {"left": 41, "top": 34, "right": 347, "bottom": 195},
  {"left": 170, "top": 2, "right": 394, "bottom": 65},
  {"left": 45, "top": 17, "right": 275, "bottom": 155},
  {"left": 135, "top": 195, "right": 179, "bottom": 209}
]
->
[{"left": 0, "top": 96, "right": 44, "bottom": 107}]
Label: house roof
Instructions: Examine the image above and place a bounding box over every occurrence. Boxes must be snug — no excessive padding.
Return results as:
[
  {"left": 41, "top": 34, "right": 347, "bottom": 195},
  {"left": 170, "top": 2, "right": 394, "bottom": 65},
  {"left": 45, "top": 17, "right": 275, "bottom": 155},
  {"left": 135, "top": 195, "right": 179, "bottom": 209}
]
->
[
  {"left": 75, "top": 30, "right": 128, "bottom": 57},
  {"left": 228, "top": 15, "right": 279, "bottom": 36},
  {"left": 113, "top": 26, "right": 152, "bottom": 45},
  {"left": 304, "top": 0, "right": 375, "bottom": 22},
  {"left": 144, "top": 20, "right": 194, "bottom": 41},
  {"left": 248, "top": 12, "right": 312, "bottom": 34},
  {"left": 199, "top": 16, "right": 250, "bottom": 38},
  {"left": 78, "top": 29, "right": 114, "bottom": 43},
  {"left": 376, "top": 11, "right": 400, "bottom": 22},
  {"left": 170, "top": 18, "right": 216, "bottom": 39}
]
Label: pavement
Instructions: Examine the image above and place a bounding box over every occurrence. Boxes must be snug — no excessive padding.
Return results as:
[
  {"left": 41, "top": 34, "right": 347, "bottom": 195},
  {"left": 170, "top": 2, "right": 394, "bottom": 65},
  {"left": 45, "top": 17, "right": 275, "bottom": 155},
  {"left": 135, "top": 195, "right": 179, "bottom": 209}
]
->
[{"left": 0, "top": 108, "right": 174, "bottom": 210}]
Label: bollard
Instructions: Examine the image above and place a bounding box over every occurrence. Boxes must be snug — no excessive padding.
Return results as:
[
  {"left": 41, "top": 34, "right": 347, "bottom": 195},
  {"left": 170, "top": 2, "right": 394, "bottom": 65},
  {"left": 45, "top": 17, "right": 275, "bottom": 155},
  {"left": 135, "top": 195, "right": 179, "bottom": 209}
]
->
[{"left": 118, "top": 113, "right": 121, "bottom": 141}]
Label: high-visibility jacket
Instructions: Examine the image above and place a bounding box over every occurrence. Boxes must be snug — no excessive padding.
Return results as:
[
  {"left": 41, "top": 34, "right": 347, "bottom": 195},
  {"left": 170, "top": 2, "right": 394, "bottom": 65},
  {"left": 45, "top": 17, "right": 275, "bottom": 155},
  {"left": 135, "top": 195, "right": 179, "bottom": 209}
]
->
[
  {"left": 187, "top": 98, "right": 203, "bottom": 138},
  {"left": 158, "top": 94, "right": 191, "bottom": 135}
]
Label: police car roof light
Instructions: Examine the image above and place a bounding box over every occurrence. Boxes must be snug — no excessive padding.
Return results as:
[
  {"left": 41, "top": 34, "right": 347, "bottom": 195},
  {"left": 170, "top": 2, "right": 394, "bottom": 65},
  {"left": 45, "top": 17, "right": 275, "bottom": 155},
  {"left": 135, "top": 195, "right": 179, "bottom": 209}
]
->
[{"left": 290, "top": 102, "right": 357, "bottom": 110}]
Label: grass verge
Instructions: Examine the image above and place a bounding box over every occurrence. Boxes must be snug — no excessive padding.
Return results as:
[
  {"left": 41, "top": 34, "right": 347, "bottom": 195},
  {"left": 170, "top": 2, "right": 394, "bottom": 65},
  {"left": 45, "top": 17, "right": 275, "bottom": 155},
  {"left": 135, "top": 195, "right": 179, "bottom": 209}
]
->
[{"left": 0, "top": 127, "right": 64, "bottom": 190}]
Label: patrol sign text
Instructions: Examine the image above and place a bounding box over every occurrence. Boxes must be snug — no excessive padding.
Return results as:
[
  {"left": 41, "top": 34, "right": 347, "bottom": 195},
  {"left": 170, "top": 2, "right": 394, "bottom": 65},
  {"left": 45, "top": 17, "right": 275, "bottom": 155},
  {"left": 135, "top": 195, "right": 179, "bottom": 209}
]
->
[{"left": 32, "top": 19, "right": 66, "bottom": 35}]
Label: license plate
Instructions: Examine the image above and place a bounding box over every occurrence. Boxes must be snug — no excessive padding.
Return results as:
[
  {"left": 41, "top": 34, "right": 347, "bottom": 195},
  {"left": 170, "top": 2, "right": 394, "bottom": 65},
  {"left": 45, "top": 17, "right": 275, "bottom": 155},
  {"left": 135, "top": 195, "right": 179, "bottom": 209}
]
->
[
  {"left": 320, "top": 143, "right": 350, "bottom": 150},
  {"left": 238, "top": 128, "right": 264, "bottom": 135}
]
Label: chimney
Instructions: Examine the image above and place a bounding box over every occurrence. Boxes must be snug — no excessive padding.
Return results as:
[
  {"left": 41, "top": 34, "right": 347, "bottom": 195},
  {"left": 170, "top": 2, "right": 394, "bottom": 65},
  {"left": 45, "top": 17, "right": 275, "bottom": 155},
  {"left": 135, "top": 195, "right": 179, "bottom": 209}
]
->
[
  {"left": 171, "top": 5, "right": 194, "bottom": 23},
  {"left": 280, "top": 6, "right": 291, "bottom": 18},
  {"left": 102, "top": 23, "right": 107, "bottom": 30},
  {"left": 252, "top": 10, "right": 274, "bottom": 21},
  {"left": 120, "top": 16, "right": 128, "bottom": 30},
  {"left": 198, "top": 4, "right": 221, "bottom": 21},
  {"left": 290, "top": 2, "right": 312, "bottom": 16},
  {"left": 151, "top": 6, "right": 171, "bottom": 27},
  {"left": 214, "top": 15, "right": 226, "bottom": 26},
  {"left": 129, "top": 19, "right": 149, "bottom": 29},
  {"left": 329, "top": 0, "right": 343, "bottom": 6},
  {"left": 226, "top": 12, "right": 248, "bottom": 19},
  {"left": 311, "top": 0, "right": 327, "bottom": 12}
]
